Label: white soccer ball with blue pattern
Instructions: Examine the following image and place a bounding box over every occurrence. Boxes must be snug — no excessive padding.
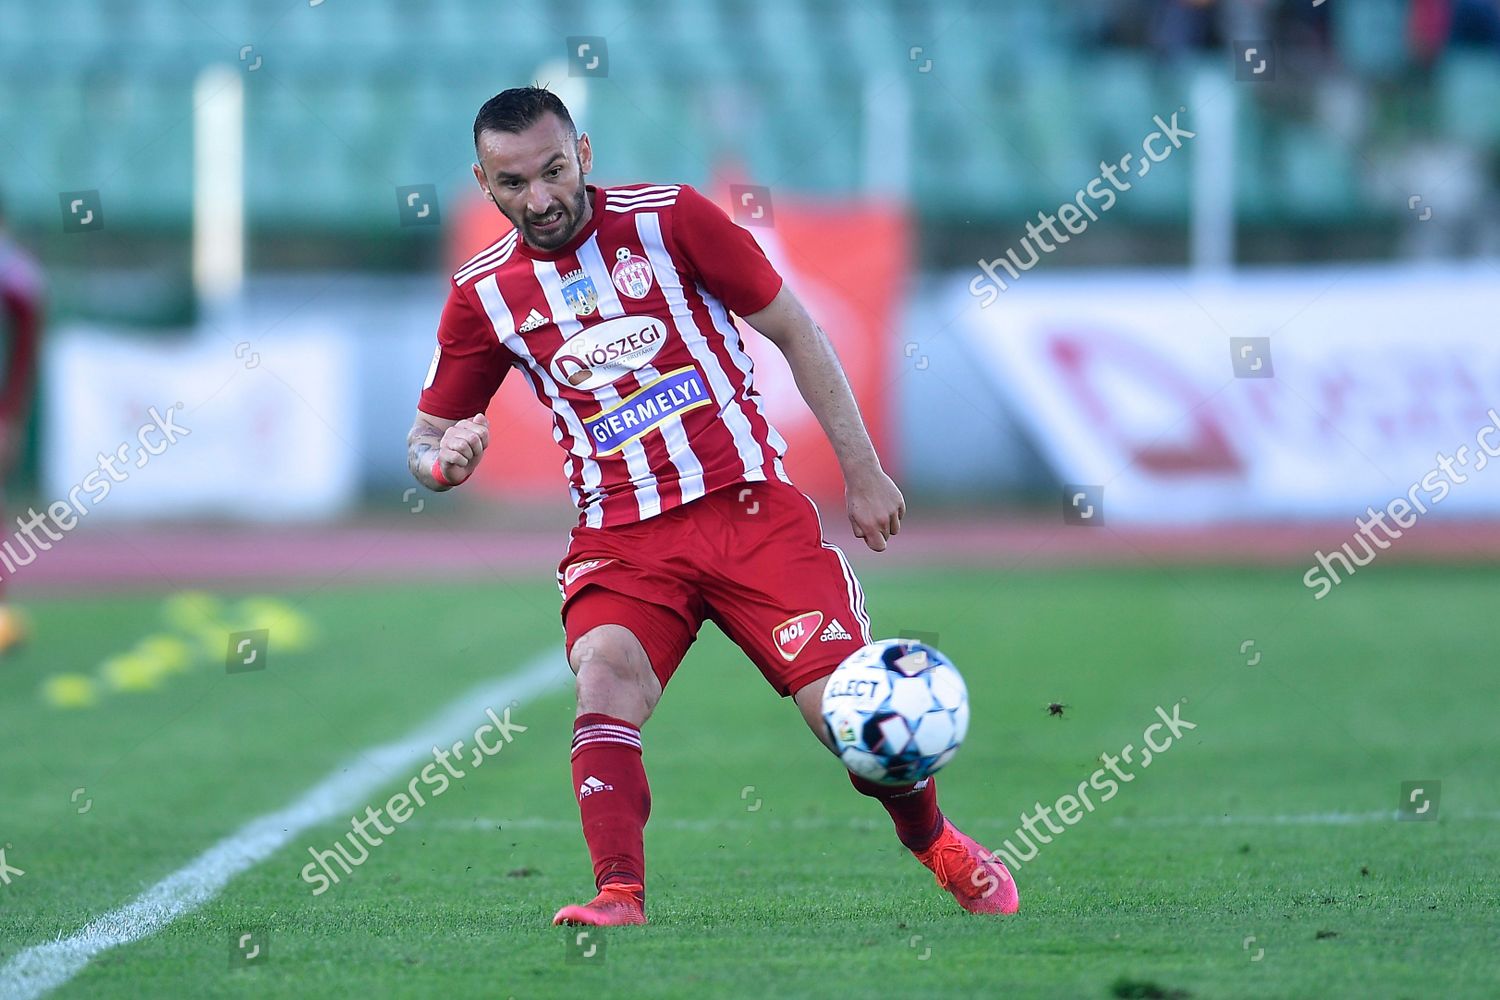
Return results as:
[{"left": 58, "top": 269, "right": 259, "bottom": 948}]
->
[{"left": 820, "top": 638, "right": 970, "bottom": 785}]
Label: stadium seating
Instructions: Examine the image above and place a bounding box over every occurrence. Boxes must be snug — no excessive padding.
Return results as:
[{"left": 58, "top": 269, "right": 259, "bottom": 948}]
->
[
  {"left": 0, "top": 0, "right": 1492, "bottom": 232},
  {"left": 1440, "top": 51, "right": 1500, "bottom": 147}
]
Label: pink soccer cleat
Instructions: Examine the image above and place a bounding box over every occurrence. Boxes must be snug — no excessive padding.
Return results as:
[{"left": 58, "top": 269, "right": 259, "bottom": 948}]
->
[
  {"left": 551, "top": 881, "right": 647, "bottom": 926},
  {"left": 913, "top": 820, "right": 1020, "bottom": 914}
]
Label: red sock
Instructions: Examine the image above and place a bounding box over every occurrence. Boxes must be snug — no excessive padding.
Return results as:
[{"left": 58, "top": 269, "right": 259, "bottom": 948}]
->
[
  {"left": 571, "top": 713, "right": 649, "bottom": 901},
  {"left": 849, "top": 772, "right": 944, "bottom": 852}
]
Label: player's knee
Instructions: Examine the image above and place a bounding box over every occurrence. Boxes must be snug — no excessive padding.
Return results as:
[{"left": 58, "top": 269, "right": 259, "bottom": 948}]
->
[
  {"left": 570, "top": 624, "right": 660, "bottom": 721},
  {"left": 569, "top": 625, "right": 643, "bottom": 678}
]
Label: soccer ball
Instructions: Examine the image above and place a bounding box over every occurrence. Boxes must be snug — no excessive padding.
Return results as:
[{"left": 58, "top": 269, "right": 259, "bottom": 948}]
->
[{"left": 820, "top": 638, "right": 970, "bottom": 785}]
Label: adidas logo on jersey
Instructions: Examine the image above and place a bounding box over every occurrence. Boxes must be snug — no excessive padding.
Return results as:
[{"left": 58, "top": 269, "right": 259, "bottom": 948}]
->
[
  {"left": 819, "top": 618, "right": 853, "bottom": 642},
  {"left": 518, "top": 308, "right": 549, "bottom": 333},
  {"left": 578, "top": 775, "right": 614, "bottom": 798}
]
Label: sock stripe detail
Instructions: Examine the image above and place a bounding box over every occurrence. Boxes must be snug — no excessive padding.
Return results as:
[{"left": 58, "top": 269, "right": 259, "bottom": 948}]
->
[
  {"left": 574, "top": 722, "right": 641, "bottom": 739},
  {"left": 573, "top": 728, "right": 642, "bottom": 747},
  {"left": 570, "top": 735, "right": 642, "bottom": 757},
  {"left": 571, "top": 732, "right": 642, "bottom": 749}
]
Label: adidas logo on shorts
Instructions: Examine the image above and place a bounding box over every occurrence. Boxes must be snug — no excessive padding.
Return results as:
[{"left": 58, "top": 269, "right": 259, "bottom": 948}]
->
[
  {"left": 819, "top": 618, "right": 853, "bottom": 642},
  {"left": 578, "top": 775, "right": 614, "bottom": 798}
]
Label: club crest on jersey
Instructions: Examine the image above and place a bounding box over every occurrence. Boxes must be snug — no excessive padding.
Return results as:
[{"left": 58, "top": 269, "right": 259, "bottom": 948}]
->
[
  {"left": 559, "top": 268, "right": 599, "bottom": 317},
  {"left": 551, "top": 315, "right": 669, "bottom": 390},
  {"left": 610, "top": 247, "right": 655, "bottom": 300},
  {"left": 772, "top": 611, "right": 824, "bottom": 662}
]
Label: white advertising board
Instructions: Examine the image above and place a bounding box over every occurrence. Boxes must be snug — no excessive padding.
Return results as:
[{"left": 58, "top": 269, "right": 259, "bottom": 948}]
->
[
  {"left": 957, "top": 266, "right": 1500, "bottom": 522},
  {"left": 44, "top": 326, "right": 357, "bottom": 520}
]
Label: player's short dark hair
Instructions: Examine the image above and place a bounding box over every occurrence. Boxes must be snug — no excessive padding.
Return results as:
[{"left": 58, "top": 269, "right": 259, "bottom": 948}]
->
[{"left": 473, "top": 87, "right": 576, "bottom": 148}]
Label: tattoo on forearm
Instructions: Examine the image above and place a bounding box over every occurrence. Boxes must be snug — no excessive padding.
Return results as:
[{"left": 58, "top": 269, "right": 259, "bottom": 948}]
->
[{"left": 407, "top": 424, "right": 443, "bottom": 483}]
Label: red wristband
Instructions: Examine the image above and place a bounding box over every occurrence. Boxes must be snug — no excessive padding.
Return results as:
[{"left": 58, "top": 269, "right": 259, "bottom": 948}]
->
[{"left": 431, "top": 456, "right": 453, "bottom": 487}]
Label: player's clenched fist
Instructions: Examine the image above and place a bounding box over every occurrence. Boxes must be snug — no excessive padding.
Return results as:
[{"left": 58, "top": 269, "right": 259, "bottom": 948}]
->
[{"left": 436, "top": 413, "right": 490, "bottom": 485}]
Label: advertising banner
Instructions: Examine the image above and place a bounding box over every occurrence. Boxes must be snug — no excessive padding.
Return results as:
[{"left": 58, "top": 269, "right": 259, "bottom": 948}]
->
[
  {"left": 45, "top": 328, "right": 358, "bottom": 520},
  {"left": 957, "top": 267, "right": 1500, "bottom": 521}
]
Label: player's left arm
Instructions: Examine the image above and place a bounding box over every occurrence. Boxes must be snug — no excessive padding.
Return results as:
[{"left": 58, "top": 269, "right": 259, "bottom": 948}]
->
[{"left": 744, "top": 287, "right": 905, "bottom": 552}]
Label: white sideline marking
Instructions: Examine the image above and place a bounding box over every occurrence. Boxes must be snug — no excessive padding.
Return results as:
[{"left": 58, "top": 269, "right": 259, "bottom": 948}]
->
[{"left": 0, "top": 653, "right": 568, "bottom": 1000}]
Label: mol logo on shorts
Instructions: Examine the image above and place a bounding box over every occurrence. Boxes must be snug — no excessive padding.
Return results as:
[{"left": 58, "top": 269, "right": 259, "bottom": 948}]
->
[
  {"left": 563, "top": 558, "right": 615, "bottom": 590},
  {"left": 550, "top": 315, "right": 669, "bottom": 391},
  {"left": 772, "top": 611, "right": 824, "bottom": 662}
]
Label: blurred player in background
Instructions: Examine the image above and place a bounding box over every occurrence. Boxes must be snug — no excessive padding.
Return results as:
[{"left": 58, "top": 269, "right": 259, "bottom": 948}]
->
[
  {"left": 406, "top": 87, "right": 1018, "bottom": 925},
  {"left": 0, "top": 188, "right": 43, "bottom": 655}
]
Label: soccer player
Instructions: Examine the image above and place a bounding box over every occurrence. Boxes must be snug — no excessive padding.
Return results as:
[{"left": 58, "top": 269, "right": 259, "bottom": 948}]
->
[
  {"left": 406, "top": 87, "right": 1017, "bottom": 925},
  {"left": 0, "top": 189, "right": 42, "bottom": 654}
]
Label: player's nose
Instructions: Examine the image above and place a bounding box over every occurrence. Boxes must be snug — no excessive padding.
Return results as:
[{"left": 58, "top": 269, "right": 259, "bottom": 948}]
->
[{"left": 526, "top": 184, "right": 554, "bottom": 217}]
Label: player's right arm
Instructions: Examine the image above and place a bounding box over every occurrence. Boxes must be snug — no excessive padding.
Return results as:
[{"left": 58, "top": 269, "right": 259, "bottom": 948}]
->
[
  {"left": 408, "top": 279, "right": 512, "bottom": 491},
  {"left": 408, "top": 410, "right": 490, "bottom": 491}
]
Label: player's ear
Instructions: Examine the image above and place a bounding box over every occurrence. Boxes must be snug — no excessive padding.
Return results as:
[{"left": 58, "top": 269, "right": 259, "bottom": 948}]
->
[
  {"left": 472, "top": 163, "right": 494, "bottom": 202},
  {"left": 576, "top": 132, "right": 593, "bottom": 176}
]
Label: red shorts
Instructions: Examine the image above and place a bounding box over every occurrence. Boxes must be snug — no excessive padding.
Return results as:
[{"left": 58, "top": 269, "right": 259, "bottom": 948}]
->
[{"left": 558, "top": 479, "right": 872, "bottom": 697}]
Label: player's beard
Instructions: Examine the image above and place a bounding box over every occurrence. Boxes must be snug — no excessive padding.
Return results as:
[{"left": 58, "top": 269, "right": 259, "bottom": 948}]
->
[{"left": 519, "top": 182, "right": 589, "bottom": 251}]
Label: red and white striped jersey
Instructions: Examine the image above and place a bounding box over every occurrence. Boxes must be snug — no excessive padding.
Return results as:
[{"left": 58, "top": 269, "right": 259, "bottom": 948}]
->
[{"left": 420, "top": 183, "right": 793, "bottom": 528}]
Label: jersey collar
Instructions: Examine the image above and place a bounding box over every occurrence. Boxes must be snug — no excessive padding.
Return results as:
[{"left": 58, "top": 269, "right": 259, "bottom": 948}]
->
[{"left": 515, "top": 185, "right": 604, "bottom": 261}]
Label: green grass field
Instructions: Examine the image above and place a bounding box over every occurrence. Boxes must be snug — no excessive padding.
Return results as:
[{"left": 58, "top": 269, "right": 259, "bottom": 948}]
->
[{"left": 2, "top": 565, "right": 1497, "bottom": 998}]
